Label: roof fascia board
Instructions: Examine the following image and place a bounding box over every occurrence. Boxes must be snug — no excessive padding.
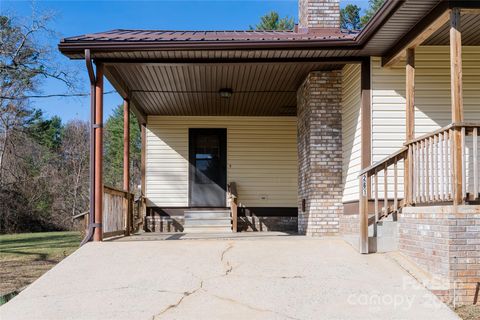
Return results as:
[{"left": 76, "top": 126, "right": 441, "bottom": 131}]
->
[
  {"left": 58, "top": 39, "right": 359, "bottom": 57},
  {"left": 99, "top": 57, "right": 366, "bottom": 65},
  {"left": 354, "top": 0, "right": 405, "bottom": 45}
]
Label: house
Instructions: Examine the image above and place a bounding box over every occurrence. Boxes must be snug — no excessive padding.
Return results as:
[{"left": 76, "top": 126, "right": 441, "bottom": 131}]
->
[{"left": 59, "top": 0, "right": 480, "bottom": 305}]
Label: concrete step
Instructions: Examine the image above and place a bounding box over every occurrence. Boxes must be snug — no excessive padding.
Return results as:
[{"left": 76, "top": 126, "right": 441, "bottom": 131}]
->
[
  {"left": 184, "top": 218, "right": 232, "bottom": 226},
  {"left": 368, "top": 220, "right": 399, "bottom": 253},
  {"left": 185, "top": 210, "right": 230, "bottom": 219},
  {"left": 184, "top": 209, "right": 232, "bottom": 233},
  {"left": 183, "top": 225, "right": 232, "bottom": 233}
]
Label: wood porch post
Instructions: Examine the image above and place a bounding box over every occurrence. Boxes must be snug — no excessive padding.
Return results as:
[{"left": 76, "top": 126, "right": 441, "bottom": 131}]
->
[
  {"left": 450, "top": 8, "right": 464, "bottom": 205},
  {"left": 93, "top": 63, "right": 104, "bottom": 241},
  {"left": 123, "top": 99, "right": 131, "bottom": 235},
  {"left": 405, "top": 48, "right": 415, "bottom": 205},
  {"left": 123, "top": 99, "right": 130, "bottom": 191},
  {"left": 140, "top": 122, "right": 147, "bottom": 228},
  {"left": 359, "top": 58, "right": 371, "bottom": 254},
  {"left": 141, "top": 123, "right": 146, "bottom": 196}
]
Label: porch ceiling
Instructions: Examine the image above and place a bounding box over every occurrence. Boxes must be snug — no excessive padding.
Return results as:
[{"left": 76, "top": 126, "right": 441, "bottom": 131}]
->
[
  {"left": 424, "top": 13, "right": 480, "bottom": 45},
  {"left": 105, "top": 62, "right": 341, "bottom": 116}
]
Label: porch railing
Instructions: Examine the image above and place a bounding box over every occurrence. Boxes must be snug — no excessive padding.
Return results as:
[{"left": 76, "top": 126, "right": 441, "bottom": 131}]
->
[
  {"left": 103, "top": 185, "right": 134, "bottom": 238},
  {"left": 359, "top": 122, "right": 480, "bottom": 252},
  {"left": 359, "top": 147, "right": 408, "bottom": 223},
  {"left": 408, "top": 122, "right": 480, "bottom": 203}
]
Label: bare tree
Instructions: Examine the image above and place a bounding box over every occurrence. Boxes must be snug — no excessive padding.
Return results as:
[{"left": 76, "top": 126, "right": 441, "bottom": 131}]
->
[
  {"left": 0, "top": 12, "right": 76, "bottom": 179},
  {"left": 0, "top": 12, "right": 77, "bottom": 232},
  {"left": 53, "top": 120, "right": 89, "bottom": 226}
]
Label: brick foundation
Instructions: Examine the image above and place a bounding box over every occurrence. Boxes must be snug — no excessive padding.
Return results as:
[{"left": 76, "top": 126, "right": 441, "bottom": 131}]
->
[
  {"left": 339, "top": 213, "right": 359, "bottom": 235},
  {"left": 145, "top": 213, "right": 298, "bottom": 233},
  {"left": 399, "top": 205, "right": 480, "bottom": 305},
  {"left": 297, "top": 71, "right": 343, "bottom": 236},
  {"left": 238, "top": 217, "right": 298, "bottom": 232},
  {"left": 145, "top": 216, "right": 184, "bottom": 232}
]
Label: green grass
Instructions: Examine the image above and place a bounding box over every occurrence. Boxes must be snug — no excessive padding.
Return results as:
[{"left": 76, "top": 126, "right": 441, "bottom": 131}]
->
[
  {"left": 0, "top": 231, "right": 81, "bottom": 261},
  {"left": 0, "top": 231, "right": 81, "bottom": 298}
]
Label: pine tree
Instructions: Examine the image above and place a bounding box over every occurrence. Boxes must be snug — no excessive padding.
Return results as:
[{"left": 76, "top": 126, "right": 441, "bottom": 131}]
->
[
  {"left": 341, "top": 4, "right": 361, "bottom": 31},
  {"left": 360, "top": 0, "right": 386, "bottom": 28},
  {"left": 251, "top": 11, "right": 295, "bottom": 31},
  {"left": 104, "top": 105, "right": 141, "bottom": 192}
]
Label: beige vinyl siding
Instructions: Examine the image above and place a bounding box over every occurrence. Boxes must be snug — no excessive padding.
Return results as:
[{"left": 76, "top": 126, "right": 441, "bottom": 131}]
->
[
  {"left": 342, "top": 64, "right": 362, "bottom": 202},
  {"left": 146, "top": 116, "right": 298, "bottom": 207},
  {"left": 371, "top": 46, "right": 480, "bottom": 197}
]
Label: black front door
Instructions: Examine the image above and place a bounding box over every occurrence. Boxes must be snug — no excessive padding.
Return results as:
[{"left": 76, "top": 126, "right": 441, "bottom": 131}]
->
[{"left": 189, "top": 129, "right": 227, "bottom": 207}]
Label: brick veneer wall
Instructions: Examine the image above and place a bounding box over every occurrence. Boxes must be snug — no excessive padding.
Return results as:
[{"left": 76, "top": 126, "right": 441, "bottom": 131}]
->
[
  {"left": 339, "top": 213, "right": 359, "bottom": 235},
  {"left": 399, "top": 205, "right": 480, "bottom": 305},
  {"left": 145, "top": 210, "right": 298, "bottom": 233},
  {"left": 297, "top": 70, "right": 343, "bottom": 236},
  {"left": 299, "top": 0, "right": 340, "bottom": 29}
]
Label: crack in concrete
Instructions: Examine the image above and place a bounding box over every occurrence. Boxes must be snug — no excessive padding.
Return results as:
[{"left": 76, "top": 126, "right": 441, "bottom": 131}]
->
[
  {"left": 220, "top": 243, "right": 234, "bottom": 276},
  {"left": 153, "top": 280, "right": 204, "bottom": 319},
  {"left": 280, "top": 275, "right": 303, "bottom": 279},
  {"left": 224, "top": 264, "right": 233, "bottom": 276},
  {"left": 209, "top": 293, "right": 301, "bottom": 320},
  {"left": 220, "top": 243, "right": 234, "bottom": 263}
]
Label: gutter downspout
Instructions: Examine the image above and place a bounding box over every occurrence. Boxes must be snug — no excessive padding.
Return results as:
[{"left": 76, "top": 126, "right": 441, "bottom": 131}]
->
[{"left": 81, "top": 49, "right": 96, "bottom": 246}]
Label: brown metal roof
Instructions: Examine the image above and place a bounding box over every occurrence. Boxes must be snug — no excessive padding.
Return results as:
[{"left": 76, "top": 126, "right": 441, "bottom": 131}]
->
[
  {"left": 64, "top": 29, "right": 355, "bottom": 43},
  {"left": 59, "top": 0, "right": 450, "bottom": 60}
]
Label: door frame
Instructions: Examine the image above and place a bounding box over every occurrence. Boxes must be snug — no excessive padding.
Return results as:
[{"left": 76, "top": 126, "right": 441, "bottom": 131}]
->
[{"left": 188, "top": 128, "right": 227, "bottom": 207}]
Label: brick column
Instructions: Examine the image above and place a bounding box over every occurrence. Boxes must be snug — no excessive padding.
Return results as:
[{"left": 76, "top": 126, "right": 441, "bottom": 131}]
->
[{"left": 297, "top": 71, "right": 343, "bottom": 236}]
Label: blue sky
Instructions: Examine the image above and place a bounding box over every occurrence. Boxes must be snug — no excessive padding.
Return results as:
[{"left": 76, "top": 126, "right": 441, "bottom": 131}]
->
[{"left": 1, "top": 0, "right": 369, "bottom": 122}]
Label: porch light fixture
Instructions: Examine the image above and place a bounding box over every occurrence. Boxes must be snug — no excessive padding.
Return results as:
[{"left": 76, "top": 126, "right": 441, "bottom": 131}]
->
[{"left": 219, "top": 88, "right": 233, "bottom": 99}]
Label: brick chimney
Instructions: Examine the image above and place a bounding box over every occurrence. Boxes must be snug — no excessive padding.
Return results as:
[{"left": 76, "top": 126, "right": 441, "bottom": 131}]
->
[{"left": 298, "top": 0, "right": 340, "bottom": 30}]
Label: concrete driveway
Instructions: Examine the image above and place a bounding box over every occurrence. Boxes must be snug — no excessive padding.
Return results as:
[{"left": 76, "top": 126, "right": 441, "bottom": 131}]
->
[{"left": 0, "top": 233, "right": 458, "bottom": 320}]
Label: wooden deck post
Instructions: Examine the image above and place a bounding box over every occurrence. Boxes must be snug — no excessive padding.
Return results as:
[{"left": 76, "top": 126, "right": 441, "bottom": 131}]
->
[
  {"left": 123, "top": 99, "right": 131, "bottom": 235},
  {"left": 123, "top": 99, "right": 130, "bottom": 192},
  {"left": 450, "top": 8, "right": 464, "bottom": 205},
  {"left": 140, "top": 123, "right": 147, "bottom": 228},
  {"left": 359, "top": 58, "right": 371, "bottom": 254},
  {"left": 405, "top": 48, "right": 415, "bottom": 205},
  {"left": 93, "top": 63, "right": 104, "bottom": 241}
]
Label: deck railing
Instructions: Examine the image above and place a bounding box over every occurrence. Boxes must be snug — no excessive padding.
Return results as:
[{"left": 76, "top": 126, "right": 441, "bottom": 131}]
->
[
  {"left": 359, "top": 122, "right": 480, "bottom": 233},
  {"left": 103, "top": 186, "right": 134, "bottom": 238},
  {"left": 359, "top": 122, "right": 480, "bottom": 253},
  {"left": 359, "top": 147, "right": 408, "bottom": 222},
  {"left": 408, "top": 122, "right": 480, "bottom": 203}
]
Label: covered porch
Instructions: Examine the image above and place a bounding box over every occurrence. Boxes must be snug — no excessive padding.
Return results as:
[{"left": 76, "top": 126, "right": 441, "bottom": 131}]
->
[
  {"left": 357, "top": 6, "right": 480, "bottom": 305},
  {"left": 54, "top": 0, "right": 480, "bottom": 308},
  {"left": 77, "top": 52, "right": 355, "bottom": 239}
]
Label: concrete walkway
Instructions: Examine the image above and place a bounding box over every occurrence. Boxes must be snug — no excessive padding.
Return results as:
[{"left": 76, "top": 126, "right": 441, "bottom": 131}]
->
[{"left": 0, "top": 234, "right": 459, "bottom": 320}]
